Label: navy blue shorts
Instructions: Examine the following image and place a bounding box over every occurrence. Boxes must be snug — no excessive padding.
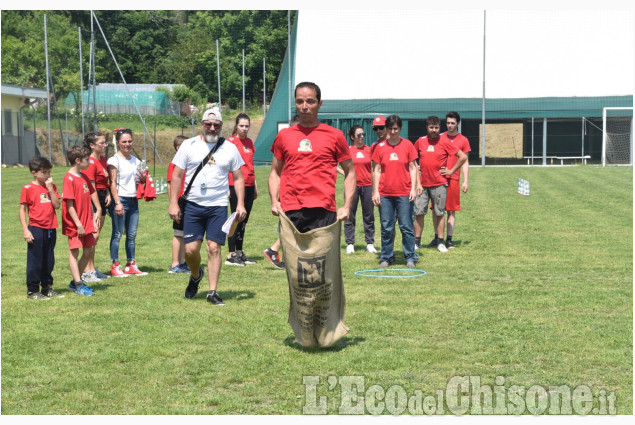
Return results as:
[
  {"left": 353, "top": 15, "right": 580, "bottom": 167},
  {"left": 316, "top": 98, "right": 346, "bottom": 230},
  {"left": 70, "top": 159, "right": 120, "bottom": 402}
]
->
[{"left": 183, "top": 201, "right": 227, "bottom": 245}]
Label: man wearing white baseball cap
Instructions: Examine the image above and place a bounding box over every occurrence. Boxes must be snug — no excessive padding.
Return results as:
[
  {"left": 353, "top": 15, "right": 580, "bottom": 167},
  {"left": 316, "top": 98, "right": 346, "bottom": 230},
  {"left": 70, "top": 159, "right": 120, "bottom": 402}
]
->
[{"left": 169, "top": 107, "right": 247, "bottom": 306}]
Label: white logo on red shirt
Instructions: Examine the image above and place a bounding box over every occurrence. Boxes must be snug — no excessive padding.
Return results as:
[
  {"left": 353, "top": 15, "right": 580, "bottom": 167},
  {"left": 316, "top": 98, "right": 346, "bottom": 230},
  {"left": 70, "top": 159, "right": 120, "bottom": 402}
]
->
[
  {"left": 298, "top": 139, "right": 313, "bottom": 152},
  {"left": 356, "top": 152, "right": 365, "bottom": 159},
  {"left": 427, "top": 145, "right": 435, "bottom": 152},
  {"left": 390, "top": 153, "right": 399, "bottom": 161},
  {"left": 39, "top": 193, "right": 51, "bottom": 203}
]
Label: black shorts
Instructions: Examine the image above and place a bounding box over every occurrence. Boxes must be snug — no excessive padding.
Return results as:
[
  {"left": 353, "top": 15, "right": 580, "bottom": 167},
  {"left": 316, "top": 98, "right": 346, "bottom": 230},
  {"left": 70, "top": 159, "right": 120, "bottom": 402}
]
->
[
  {"left": 285, "top": 207, "right": 337, "bottom": 233},
  {"left": 172, "top": 217, "right": 184, "bottom": 231},
  {"left": 93, "top": 189, "right": 110, "bottom": 216}
]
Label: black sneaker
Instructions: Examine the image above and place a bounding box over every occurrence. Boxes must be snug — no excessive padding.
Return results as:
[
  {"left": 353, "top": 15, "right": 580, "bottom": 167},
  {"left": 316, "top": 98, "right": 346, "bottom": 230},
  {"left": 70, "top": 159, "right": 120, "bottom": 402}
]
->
[
  {"left": 426, "top": 238, "right": 439, "bottom": 248},
  {"left": 206, "top": 290, "right": 225, "bottom": 306},
  {"left": 225, "top": 253, "right": 245, "bottom": 267},
  {"left": 446, "top": 240, "right": 455, "bottom": 249},
  {"left": 42, "top": 287, "right": 65, "bottom": 298},
  {"left": 239, "top": 252, "right": 256, "bottom": 265},
  {"left": 263, "top": 248, "right": 285, "bottom": 270},
  {"left": 185, "top": 268, "right": 204, "bottom": 299},
  {"left": 27, "top": 291, "right": 50, "bottom": 300}
]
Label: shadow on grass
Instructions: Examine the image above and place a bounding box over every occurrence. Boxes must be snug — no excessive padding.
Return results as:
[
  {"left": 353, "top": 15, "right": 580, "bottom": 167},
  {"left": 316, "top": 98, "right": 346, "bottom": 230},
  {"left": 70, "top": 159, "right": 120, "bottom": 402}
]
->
[
  {"left": 190, "top": 289, "right": 256, "bottom": 301},
  {"left": 283, "top": 336, "right": 365, "bottom": 352},
  {"left": 87, "top": 281, "right": 114, "bottom": 291}
]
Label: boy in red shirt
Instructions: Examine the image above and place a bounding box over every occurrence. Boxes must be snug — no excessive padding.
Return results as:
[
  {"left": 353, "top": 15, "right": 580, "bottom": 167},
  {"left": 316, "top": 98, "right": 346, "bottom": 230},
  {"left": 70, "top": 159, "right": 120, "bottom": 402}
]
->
[
  {"left": 413, "top": 116, "right": 467, "bottom": 253},
  {"left": 62, "top": 145, "right": 102, "bottom": 296},
  {"left": 167, "top": 135, "right": 190, "bottom": 273},
  {"left": 19, "top": 156, "right": 62, "bottom": 299},
  {"left": 442, "top": 111, "right": 471, "bottom": 248}
]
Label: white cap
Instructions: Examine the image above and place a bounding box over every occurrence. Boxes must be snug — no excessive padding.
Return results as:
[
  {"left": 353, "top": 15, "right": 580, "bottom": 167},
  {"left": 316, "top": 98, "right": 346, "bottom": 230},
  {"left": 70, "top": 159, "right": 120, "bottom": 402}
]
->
[{"left": 201, "top": 107, "right": 222, "bottom": 122}]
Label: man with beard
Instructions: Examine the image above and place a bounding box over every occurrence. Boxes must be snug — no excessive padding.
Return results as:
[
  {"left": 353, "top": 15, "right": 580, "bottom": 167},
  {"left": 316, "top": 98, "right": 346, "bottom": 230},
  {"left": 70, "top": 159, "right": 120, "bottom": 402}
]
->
[
  {"left": 169, "top": 107, "right": 247, "bottom": 306},
  {"left": 413, "top": 116, "right": 467, "bottom": 253}
]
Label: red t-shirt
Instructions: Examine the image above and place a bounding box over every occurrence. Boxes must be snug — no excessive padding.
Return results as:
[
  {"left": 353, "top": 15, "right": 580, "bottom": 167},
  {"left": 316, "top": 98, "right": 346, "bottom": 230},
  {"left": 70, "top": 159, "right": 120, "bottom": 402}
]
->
[
  {"left": 227, "top": 136, "right": 256, "bottom": 187},
  {"left": 271, "top": 123, "right": 351, "bottom": 212},
  {"left": 443, "top": 133, "right": 471, "bottom": 181},
  {"left": 414, "top": 136, "right": 459, "bottom": 187},
  {"left": 371, "top": 138, "right": 418, "bottom": 197},
  {"left": 84, "top": 155, "right": 109, "bottom": 190},
  {"left": 62, "top": 171, "right": 96, "bottom": 237},
  {"left": 167, "top": 162, "right": 186, "bottom": 197},
  {"left": 20, "top": 183, "right": 60, "bottom": 229},
  {"left": 349, "top": 144, "right": 372, "bottom": 187}
]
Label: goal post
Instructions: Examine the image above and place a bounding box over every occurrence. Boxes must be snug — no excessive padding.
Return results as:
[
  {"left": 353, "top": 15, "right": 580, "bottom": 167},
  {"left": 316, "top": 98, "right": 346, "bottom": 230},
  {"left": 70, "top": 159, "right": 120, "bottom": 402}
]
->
[{"left": 602, "top": 107, "right": 634, "bottom": 167}]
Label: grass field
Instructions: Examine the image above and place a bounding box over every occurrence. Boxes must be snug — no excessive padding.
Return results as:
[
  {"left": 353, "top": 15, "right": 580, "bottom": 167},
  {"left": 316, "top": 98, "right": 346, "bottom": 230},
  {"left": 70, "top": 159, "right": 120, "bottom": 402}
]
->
[{"left": 1, "top": 164, "right": 632, "bottom": 415}]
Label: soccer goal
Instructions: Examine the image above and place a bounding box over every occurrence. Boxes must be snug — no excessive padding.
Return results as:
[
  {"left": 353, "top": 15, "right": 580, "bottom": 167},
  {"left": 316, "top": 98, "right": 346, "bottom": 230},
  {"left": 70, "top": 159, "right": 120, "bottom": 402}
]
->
[{"left": 602, "top": 107, "right": 634, "bottom": 166}]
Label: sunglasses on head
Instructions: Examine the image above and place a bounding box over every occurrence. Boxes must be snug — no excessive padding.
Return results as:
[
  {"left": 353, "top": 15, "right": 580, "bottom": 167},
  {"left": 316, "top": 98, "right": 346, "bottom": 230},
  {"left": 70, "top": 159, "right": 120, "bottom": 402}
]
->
[
  {"left": 373, "top": 126, "right": 385, "bottom": 131},
  {"left": 115, "top": 128, "right": 132, "bottom": 135}
]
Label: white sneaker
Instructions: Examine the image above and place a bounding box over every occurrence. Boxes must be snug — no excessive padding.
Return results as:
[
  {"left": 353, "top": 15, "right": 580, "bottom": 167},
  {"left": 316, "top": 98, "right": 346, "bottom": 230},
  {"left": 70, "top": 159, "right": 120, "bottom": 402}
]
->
[
  {"left": 366, "top": 244, "right": 377, "bottom": 253},
  {"left": 346, "top": 244, "right": 355, "bottom": 254},
  {"left": 437, "top": 243, "right": 449, "bottom": 253},
  {"left": 81, "top": 270, "right": 102, "bottom": 283}
]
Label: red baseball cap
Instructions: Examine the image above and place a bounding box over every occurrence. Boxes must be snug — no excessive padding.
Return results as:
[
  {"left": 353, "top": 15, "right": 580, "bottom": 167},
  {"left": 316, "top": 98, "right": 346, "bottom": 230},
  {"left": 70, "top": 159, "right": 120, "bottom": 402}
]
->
[{"left": 372, "top": 116, "right": 386, "bottom": 127}]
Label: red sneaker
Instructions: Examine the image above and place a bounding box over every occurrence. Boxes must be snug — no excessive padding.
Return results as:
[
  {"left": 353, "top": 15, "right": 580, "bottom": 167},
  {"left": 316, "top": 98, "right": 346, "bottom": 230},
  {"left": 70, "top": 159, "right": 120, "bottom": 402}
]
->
[
  {"left": 110, "top": 262, "right": 129, "bottom": 278},
  {"left": 124, "top": 261, "right": 148, "bottom": 276}
]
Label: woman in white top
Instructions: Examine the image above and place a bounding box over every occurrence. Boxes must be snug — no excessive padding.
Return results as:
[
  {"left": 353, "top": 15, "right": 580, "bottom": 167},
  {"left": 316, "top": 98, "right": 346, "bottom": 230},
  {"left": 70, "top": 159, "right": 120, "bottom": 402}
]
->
[{"left": 107, "top": 128, "right": 147, "bottom": 277}]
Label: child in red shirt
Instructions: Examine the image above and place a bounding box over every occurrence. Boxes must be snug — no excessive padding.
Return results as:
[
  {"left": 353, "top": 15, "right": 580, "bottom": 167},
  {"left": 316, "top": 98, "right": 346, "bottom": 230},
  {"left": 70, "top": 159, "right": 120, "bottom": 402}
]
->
[
  {"left": 19, "top": 156, "right": 62, "bottom": 299},
  {"left": 62, "top": 145, "right": 102, "bottom": 296}
]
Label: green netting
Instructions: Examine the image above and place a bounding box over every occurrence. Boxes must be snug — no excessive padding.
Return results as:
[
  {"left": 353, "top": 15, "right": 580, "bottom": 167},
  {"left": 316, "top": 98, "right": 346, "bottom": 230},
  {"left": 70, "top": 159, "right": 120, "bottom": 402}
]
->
[{"left": 64, "top": 90, "right": 174, "bottom": 115}]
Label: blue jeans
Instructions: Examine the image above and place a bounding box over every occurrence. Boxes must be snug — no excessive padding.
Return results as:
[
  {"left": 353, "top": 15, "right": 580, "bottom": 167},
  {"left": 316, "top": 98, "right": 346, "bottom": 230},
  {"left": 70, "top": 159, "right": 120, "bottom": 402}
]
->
[
  {"left": 379, "top": 196, "right": 417, "bottom": 263},
  {"left": 110, "top": 196, "right": 139, "bottom": 262}
]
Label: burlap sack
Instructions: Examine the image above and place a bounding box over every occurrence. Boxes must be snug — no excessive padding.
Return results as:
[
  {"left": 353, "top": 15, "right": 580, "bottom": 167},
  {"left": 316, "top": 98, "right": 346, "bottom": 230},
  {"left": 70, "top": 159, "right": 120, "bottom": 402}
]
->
[{"left": 279, "top": 211, "right": 349, "bottom": 348}]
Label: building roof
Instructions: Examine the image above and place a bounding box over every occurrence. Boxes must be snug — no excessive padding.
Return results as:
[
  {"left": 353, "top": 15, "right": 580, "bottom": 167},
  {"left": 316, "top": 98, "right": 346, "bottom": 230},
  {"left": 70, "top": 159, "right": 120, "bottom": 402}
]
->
[{"left": 1, "top": 83, "right": 48, "bottom": 99}]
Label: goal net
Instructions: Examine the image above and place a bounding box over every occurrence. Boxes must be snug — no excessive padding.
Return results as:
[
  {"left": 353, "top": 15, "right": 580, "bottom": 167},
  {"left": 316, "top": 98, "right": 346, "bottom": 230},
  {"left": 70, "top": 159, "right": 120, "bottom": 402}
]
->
[{"left": 602, "top": 107, "right": 633, "bottom": 166}]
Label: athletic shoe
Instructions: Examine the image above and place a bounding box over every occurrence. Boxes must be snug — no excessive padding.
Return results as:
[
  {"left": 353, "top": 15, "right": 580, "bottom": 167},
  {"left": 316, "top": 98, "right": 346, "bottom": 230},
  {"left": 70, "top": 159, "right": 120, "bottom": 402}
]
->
[
  {"left": 426, "top": 238, "right": 439, "bottom": 248},
  {"left": 74, "top": 283, "right": 94, "bottom": 296},
  {"left": 81, "top": 270, "right": 102, "bottom": 283},
  {"left": 414, "top": 242, "right": 422, "bottom": 250},
  {"left": 124, "top": 261, "right": 148, "bottom": 276},
  {"left": 346, "top": 244, "right": 355, "bottom": 254},
  {"left": 406, "top": 260, "right": 416, "bottom": 269},
  {"left": 225, "top": 253, "right": 245, "bottom": 267},
  {"left": 185, "top": 268, "right": 204, "bottom": 299},
  {"left": 169, "top": 265, "right": 181, "bottom": 273},
  {"left": 263, "top": 249, "right": 285, "bottom": 270},
  {"left": 179, "top": 262, "right": 191, "bottom": 272},
  {"left": 42, "top": 287, "right": 64, "bottom": 298},
  {"left": 379, "top": 260, "right": 391, "bottom": 268},
  {"left": 94, "top": 269, "right": 111, "bottom": 279},
  {"left": 27, "top": 292, "right": 50, "bottom": 300},
  {"left": 110, "top": 262, "right": 129, "bottom": 278},
  {"left": 68, "top": 280, "right": 78, "bottom": 291},
  {"left": 366, "top": 244, "right": 377, "bottom": 253},
  {"left": 206, "top": 290, "right": 226, "bottom": 306},
  {"left": 437, "top": 243, "right": 449, "bottom": 253},
  {"left": 446, "top": 240, "right": 455, "bottom": 249},
  {"left": 239, "top": 252, "right": 257, "bottom": 265}
]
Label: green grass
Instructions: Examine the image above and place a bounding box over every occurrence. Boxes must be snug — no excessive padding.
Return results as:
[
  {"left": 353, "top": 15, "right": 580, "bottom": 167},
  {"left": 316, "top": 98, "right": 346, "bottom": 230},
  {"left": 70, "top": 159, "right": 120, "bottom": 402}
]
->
[{"left": 1, "top": 165, "right": 632, "bottom": 414}]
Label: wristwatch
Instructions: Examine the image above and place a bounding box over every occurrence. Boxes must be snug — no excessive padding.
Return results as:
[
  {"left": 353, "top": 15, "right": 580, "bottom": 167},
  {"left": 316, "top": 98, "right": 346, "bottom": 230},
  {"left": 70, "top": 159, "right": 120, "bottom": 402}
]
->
[{"left": 115, "top": 201, "right": 122, "bottom": 205}]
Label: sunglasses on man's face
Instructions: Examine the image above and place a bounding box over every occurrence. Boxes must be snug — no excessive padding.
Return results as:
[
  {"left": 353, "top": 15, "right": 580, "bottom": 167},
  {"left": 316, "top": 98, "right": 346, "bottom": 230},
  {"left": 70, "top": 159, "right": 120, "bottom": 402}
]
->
[
  {"left": 373, "top": 126, "right": 385, "bottom": 131},
  {"left": 355, "top": 133, "right": 366, "bottom": 138},
  {"left": 202, "top": 122, "right": 222, "bottom": 128}
]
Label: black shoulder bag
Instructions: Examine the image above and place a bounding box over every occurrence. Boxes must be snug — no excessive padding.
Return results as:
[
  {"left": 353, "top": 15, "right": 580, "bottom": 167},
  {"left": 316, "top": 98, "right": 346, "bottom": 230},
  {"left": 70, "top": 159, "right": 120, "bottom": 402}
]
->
[{"left": 177, "top": 137, "right": 225, "bottom": 212}]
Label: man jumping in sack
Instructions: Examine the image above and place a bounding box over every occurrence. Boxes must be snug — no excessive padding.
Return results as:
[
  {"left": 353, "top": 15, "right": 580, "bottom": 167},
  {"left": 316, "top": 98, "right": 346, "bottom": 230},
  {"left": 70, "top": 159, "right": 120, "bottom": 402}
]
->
[{"left": 268, "top": 81, "right": 356, "bottom": 347}]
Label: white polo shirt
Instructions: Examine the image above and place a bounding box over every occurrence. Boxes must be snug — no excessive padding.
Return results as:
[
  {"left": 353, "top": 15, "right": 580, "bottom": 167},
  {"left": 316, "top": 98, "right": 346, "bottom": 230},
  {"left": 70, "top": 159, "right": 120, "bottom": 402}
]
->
[{"left": 172, "top": 136, "right": 244, "bottom": 207}]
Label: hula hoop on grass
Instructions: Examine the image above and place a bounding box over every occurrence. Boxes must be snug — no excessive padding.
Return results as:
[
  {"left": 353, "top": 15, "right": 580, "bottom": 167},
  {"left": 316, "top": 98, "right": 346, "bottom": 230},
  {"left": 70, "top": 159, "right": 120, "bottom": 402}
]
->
[{"left": 354, "top": 269, "right": 427, "bottom": 278}]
